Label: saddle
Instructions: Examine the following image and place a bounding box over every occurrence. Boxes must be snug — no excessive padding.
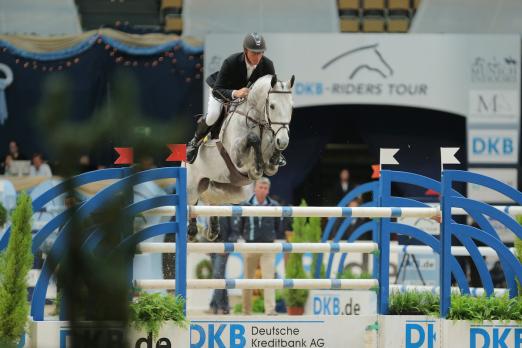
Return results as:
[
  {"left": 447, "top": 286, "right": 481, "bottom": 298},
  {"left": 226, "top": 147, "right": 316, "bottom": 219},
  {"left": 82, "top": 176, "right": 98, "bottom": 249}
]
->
[{"left": 205, "top": 104, "right": 251, "bottom": 186}]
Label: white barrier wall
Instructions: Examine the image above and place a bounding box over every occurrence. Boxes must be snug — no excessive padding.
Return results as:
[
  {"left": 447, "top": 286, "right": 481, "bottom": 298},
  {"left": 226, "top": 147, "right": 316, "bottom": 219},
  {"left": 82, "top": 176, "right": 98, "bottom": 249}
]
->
[{"left": 28, "top": 317, "right": 522, "bottom": 348}]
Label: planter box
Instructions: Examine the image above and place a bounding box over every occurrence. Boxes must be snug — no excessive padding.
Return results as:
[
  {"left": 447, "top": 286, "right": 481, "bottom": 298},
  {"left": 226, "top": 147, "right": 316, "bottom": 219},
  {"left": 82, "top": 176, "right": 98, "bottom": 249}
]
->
[
  {"left": 26, "top": 316, "right": 522, "bottom": 347},
  {"left": 190, "top": 315, "right": 378, "bottom": 348},
  {"left": 379, "top": 316, "right": 522, "bottom": 348},
  {"left": 379, "top": 315, "right": 441, "bottom": 348},
  {"left": 27, "top": 316, "right": 377, "bottom": 348},
  {"left": 28, "top": 320, "right": 189, "bottom": 348},
  {"left": 442, "top": 319, "right": 522, "bottom": 348}
]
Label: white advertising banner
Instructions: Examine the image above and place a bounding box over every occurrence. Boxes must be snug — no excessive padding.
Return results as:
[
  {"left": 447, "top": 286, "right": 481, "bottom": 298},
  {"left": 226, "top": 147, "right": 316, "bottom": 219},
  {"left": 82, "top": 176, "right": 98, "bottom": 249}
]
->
[
  {"left": 467, "top": 168, "right": 518, "bottom": 203},
  {"left": 205, "top": 34, "right": 520, "bottom": 118},
  {"left": 205, "top": 34, "right": 521, "bottom": 165}
]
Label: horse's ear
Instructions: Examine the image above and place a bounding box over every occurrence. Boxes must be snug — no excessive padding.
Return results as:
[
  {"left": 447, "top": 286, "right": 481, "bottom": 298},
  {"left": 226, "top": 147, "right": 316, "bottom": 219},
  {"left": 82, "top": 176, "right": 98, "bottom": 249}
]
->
[
  {"left": 289, "top": 75, "right": 295, "bottom": 88},
  {"left": 271, "top": 74, "right": 277, "bottom": 88}
]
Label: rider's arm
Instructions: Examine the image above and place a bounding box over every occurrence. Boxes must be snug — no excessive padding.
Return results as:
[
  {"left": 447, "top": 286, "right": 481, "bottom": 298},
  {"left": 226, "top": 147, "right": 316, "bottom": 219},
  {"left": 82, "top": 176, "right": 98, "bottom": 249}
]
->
[{"left": 212, "top": 58, "right": 235, "bottom": 101}]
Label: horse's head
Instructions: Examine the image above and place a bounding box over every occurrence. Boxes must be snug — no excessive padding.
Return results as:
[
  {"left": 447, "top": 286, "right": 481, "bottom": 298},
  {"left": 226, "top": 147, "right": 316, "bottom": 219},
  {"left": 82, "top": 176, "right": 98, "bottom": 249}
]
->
[{"left": 248, "top": 74, "right": 295, "bottom": 151}]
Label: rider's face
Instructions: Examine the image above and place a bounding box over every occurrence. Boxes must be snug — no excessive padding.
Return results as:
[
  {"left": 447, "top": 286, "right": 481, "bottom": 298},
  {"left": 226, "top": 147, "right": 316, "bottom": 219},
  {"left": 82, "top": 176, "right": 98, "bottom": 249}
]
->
[{"left": 245, "top": 49, "right": 264, "bottom": 66}]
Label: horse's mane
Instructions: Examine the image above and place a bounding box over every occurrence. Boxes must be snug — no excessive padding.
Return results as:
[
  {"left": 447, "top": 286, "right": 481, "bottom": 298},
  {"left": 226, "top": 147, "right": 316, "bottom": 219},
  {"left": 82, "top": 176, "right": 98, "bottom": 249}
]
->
[
  {"left": 250, "top": 74, "right": 274, "bottom": 91},
  {"left": 246, "top": 75, "right": 277, "bottom": 111}
]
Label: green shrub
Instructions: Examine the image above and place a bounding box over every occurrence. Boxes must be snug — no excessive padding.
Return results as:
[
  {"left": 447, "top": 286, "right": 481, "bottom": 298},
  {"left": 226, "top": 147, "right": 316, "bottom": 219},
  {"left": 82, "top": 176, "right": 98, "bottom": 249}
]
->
[
  {"left": 388, "top": 291, "right": 522, "bottom": 322},
  {"left": 233, "top": 297, "right": 265, "bottom": 314},
  {"left": 302, "top": 203, "right": 325, "bottom": 278},
  {"left": 253, "top": 297, "right": 265, "bottom": 313},
  {"left": 339, "top": 267, "right": 372, "bottom": 280},
  {"left": 233, "top": 303, "right": 242, "bottom": 314},
  {"left": 0, "top": 203, "right": 6, "bottom": 227},
  {"left": 0, "top": 193, "right": 33, "bottom": 347},
  {"left": 388, "top": 291, "right": 439, "bottom": 316},
  {"left": 284, "top": 205, "right": 309, "bottom": 308},
  {"left": 516, "top": 238, "right": 522, "bottom": 297},
  {"left": 448, "top": 294, "right": 522, "bottom": 322},
  {"left": 129, "top": 292, "right": 187, "bottom": 339}
]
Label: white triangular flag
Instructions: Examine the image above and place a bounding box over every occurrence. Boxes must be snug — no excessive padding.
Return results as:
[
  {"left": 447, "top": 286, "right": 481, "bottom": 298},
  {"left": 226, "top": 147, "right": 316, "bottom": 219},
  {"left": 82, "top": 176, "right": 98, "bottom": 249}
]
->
[
  {"left": 441, "top": 147, "right": 460, "bottom": 165},
  {"left": 380, "top": 148, "right": 399, "bottom": 165}
]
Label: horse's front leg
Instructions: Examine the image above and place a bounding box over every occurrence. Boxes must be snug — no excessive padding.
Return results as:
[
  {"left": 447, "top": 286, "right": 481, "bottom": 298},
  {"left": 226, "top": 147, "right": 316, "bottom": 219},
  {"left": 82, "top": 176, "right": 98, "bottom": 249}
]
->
[
  {"left": 245, "top": 132, "right": 263, "bottom": 180},
  {"left": 263, "top": 149, "right": 281, "bottom": 176}
]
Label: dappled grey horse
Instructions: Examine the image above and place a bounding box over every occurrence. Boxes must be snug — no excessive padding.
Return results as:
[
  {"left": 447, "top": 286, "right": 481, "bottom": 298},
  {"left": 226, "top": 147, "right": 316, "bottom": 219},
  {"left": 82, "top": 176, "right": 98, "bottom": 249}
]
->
[{"left": 186, "top": 74, "right": 294, "bottom": 240}]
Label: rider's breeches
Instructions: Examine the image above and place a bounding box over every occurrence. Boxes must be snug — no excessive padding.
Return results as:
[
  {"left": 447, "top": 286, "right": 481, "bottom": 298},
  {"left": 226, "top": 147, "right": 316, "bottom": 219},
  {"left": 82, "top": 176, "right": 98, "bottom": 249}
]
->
[{"left": 205, "top": 88, "right": 222, "bottom": 126}]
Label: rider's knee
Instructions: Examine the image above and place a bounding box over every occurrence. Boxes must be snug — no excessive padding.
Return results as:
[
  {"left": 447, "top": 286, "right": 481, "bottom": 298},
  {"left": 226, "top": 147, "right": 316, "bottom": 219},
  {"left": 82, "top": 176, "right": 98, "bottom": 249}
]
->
[{"left": 206, "top": 107, "right": 221, "bottom": 126}]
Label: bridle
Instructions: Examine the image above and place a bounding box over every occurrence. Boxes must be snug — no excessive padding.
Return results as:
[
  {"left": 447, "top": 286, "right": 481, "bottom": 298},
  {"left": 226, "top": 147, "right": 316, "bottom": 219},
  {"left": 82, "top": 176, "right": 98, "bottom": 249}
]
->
[{"left": 231, "top": 87, "right": 292, "bottom": 140}]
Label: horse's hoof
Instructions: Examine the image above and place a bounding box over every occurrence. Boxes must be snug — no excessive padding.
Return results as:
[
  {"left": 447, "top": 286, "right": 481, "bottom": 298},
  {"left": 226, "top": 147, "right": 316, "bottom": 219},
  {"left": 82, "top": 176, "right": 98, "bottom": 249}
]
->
[
  {"left": 264, "top": 165, "right": 278, "bottom": 176},
  {"left": 205, "top": 230, "right": 220, "bottom": 242},
  {"left": 248, "top": 168, "right": 263, "bottom": 180},
  {"left": 206, "top": 217, "right": 220, "bottom": 241}
]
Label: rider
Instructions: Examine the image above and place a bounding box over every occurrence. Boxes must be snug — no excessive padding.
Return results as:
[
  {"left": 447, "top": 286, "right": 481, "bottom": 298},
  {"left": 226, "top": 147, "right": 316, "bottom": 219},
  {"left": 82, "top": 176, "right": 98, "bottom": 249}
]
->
[{"left": 186, "top": 32, "right": 285, "bottom": 166}]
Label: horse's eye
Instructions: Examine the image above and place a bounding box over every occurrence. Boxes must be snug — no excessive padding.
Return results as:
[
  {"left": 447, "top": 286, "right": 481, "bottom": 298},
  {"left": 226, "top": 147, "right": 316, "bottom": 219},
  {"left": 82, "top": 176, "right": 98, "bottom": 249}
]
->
[{"left": 270, "top": 104, "right": 275, "bottom": 110}]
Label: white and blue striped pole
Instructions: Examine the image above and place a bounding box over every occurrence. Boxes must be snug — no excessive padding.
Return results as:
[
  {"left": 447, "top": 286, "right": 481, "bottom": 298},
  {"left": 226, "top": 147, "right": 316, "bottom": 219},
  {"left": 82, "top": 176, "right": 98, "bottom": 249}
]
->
[{"left": 134, "top": 278, "right": 379, "bottom": 290}]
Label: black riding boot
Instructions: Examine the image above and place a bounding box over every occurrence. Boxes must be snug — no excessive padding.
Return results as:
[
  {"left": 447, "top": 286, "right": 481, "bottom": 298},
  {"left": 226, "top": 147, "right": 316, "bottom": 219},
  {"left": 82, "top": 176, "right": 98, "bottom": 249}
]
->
[{"left": 186, "top": 118, "right": 211, "bottom": 164}]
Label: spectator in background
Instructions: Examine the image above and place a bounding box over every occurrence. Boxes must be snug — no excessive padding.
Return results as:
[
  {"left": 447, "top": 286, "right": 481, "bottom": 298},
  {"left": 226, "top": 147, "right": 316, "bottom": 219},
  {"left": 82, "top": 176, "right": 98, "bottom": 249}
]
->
[
  {"left": 7, "top": 140, "right": 27, "bottom": 161},
  {"left": 1, "top": 141, "right": 27, "bottom": 174},
  {"left": 235, "top": 177, "right": 279, "bottom": 315},
  {"left": 30, "top": 153, "right": 52, "bottom": 177},
  {"left": 78, "top": 155, "right": 96, "bottom": 173},
  {"left": 209, "top": 216, "right": 238, "bottom": 314},
  {"left": 2, "top": 154, "right": 13, "bottom": 175},
  {"left": 325, "top": 169, "right": 353, "bottom": 206},
  {"left": 137, "top": 155, "right": 157, "bottom": 171}
]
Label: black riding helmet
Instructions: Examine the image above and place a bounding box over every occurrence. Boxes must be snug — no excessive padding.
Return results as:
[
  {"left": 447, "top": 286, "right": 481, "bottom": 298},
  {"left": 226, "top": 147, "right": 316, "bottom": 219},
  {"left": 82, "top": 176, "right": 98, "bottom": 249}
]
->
[{"left": 243, "top": 32, "right": 266, "bottom": 53}]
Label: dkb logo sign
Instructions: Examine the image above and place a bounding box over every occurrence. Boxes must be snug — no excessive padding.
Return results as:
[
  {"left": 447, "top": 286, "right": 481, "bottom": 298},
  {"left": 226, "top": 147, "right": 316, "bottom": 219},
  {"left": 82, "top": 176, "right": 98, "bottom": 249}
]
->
[
  {"left": 191, "top": 323, "right": 246, "bottom": 348},
  {"left": 468, "top": 129, "right": 518, "bottom": 164},
  {"left": 405, "top": 321, "right": 437, "bottom": 348},
  {"left": 470, "top": 326, "right": 522, "bottom": 348}
]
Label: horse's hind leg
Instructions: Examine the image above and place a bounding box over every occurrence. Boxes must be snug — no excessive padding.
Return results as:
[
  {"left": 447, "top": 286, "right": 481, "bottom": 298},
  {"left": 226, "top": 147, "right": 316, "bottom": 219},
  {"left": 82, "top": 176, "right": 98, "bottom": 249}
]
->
[
  {"left": 188, "top": 218, "right": 198, "bottom": 242},
  {"left": 206, "top": 216, "right": 220, "bottom": 242}
]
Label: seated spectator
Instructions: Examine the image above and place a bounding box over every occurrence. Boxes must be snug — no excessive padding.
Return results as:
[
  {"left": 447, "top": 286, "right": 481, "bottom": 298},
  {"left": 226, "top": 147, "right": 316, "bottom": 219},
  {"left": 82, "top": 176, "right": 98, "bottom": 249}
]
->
[
  {"left": 1, "top": 141, "right": 27, "bottom": 174},
  {"left": 7, "top": 140, "right": 27, "bottom": 161},
  {"left": 2, "top": 154, "right": 13, "bottom": 175},
  {"left": 30, "top": 153, "right": 52, "bottom": 177}
]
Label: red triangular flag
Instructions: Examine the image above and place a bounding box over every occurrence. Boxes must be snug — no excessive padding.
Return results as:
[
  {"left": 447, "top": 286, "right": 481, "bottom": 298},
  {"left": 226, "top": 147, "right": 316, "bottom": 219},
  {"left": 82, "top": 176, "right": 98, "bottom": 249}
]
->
[
  {"left": 425, "top": 189, "right": 440, "bottom": 197},
  {"left": 371, "top": 164, "right": 380, "bottom": 179},
  {"left": 166, "top": 144, "right": 187, "bottom": 162},
  {"left": 114, "top": 147, "right": 133, "bottom": 164}
]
